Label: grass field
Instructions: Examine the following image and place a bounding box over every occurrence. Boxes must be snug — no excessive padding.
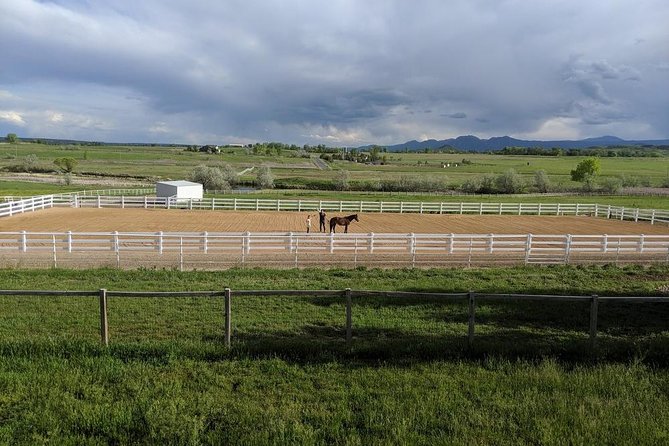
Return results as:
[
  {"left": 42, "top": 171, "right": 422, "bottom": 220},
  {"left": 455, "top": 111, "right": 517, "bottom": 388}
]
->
[
  {"left": 0, "top": 266, "right": 668, "bottom": 444},
  {"left": 2, "top": 142, "right": 669, "bottom": 188}
]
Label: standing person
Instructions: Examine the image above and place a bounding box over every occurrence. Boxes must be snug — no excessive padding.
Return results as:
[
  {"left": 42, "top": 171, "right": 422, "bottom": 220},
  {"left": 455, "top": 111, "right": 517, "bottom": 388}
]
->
[
  {"left": 306, "top": 215, "right": 312, "bottom": 233},
  {"left": 319, "top": 209, "right": 326, "bottom": 232}
]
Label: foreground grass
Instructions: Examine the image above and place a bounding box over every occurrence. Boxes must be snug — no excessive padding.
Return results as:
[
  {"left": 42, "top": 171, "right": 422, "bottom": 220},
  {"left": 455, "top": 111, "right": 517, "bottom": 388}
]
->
[{"left": 0, "top": 265, "right": 668, "bottom": 444}]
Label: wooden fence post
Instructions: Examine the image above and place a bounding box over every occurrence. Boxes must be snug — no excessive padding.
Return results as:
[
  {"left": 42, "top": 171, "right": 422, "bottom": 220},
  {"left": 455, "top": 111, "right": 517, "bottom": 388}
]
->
[
  {"left": 99, "top": 288, "right": 109, "bottom": 346},
  {"left": 468, "top": 291, "right": 475, "bottom": 348},
  {"left": 345, "top": 288, "right": 352, "bottom": 347},
  {"left": 225, "top": 288, "right": 232, "bottom": 348},
  {"left": 589, "top": 294, "right": 598, "bottom": 353}
]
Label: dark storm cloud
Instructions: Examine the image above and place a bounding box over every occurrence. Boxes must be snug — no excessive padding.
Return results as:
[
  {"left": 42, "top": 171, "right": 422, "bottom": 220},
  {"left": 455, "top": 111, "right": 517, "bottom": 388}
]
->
[{"left": 0, "top": 0, "right": 668, "bottom": 144}]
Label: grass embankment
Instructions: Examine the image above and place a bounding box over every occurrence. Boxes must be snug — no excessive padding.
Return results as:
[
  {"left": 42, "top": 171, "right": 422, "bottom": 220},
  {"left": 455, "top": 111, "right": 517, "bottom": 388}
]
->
[{"left": 0, "top": 265, "right": 668, "bottom": 444}]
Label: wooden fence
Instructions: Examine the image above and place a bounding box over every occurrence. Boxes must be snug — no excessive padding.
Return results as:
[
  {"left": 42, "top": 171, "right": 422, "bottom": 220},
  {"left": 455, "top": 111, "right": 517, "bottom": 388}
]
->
[
  {"left": 1, "top": 230, "right": 668, "bottom": 268},
  {"left": 1, "top": 288, "right": 667, "bottom": 351},
  {"left": 2, "top": 191, "right": 669, "bottom": 225}
]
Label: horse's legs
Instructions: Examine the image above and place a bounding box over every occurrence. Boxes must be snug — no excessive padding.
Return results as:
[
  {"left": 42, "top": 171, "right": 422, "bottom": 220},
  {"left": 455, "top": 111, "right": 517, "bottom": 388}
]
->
[{"left": 344, "top": 224, "right": 348, "bottom": 233}]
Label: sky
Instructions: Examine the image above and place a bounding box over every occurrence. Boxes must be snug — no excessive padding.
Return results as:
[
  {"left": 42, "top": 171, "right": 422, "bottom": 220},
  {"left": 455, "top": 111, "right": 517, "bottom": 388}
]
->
[{"left": 1, "top": 0, "right": 668, "bottom": 146}]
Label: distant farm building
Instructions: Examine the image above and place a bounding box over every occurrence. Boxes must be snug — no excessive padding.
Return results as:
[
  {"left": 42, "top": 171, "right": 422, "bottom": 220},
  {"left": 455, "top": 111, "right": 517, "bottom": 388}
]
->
[{"left": 156, "top": 181, "right": 203, "bottom": 200}]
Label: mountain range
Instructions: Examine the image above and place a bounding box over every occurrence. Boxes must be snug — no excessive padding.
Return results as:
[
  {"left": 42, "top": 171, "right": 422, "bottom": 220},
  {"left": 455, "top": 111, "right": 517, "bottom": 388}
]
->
[{"left": 362, "top": 135, "right": 669, "bottom": 152}]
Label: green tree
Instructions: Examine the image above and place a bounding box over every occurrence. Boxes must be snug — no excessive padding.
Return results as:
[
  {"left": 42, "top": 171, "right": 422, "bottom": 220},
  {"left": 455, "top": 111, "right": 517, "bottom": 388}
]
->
[
  {"left": 256, "top": 165, "right": 274, "bottom": 189},
  {"left": 570, "top": 158, "right": 601, "bottom": 182},
  {"left": 6, "top": 133, "right": 18, "bottom": 144},
  {"left": 53, "top": 157, "right": 78, "bottom": 173}
]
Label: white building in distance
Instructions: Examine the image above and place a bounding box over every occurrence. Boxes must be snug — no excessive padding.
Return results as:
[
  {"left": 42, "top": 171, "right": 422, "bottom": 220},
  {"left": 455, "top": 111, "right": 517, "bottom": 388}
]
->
[{"left": 155, "top": 181, "right": 203, "bottom": 200}]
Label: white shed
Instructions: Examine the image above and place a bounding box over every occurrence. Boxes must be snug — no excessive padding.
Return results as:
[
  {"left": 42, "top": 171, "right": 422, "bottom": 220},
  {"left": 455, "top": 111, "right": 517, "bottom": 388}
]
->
[{"left": 155, "top": 181, "right": 203, "bottom": 200}]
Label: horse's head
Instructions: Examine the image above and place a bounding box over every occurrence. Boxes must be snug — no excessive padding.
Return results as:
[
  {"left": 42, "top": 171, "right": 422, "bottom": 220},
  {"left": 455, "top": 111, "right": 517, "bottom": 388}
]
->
[{"left": 352, "top": 214, "right": 359, "bottom": 222}]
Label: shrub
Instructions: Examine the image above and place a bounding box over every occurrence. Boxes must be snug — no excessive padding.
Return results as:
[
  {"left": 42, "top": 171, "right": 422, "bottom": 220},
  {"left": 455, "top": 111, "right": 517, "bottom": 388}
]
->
[
  {"left": 219, "top": 163, "right": 238, "bottom": 188},
  {"left": 189, "top": 165, "right": 230, "bottom": 191},
  {"left": 255, "top": 165, "right": 274, "bottom": 189},
  {"left": 495, "top": 169, "right": 525, "bottom": 194},
  {"left": 533, "top": 170, "right": 551, "bottom": 193},
  {"left": 599, "top": 177, "right": 623, "bottom": 194},
  {"left": 335, "top": 170, "right": 350, "bottom": 191}
]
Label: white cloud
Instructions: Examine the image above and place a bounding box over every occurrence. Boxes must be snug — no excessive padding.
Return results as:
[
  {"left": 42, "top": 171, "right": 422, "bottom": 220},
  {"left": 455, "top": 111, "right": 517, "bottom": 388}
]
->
[{"left": 0, "top": 111, "right": 26, "bottom": 126}]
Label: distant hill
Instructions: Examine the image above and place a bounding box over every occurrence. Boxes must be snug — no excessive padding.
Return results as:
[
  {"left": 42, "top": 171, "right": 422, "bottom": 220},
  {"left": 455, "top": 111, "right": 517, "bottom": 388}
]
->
[{"left": 362, "top": 135, "right": 669, "bottom": 152}]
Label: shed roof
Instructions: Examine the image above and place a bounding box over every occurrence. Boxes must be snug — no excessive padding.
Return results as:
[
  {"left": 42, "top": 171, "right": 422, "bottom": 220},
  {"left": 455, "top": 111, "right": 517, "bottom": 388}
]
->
[{"left": 156, "top": 180, "right": 202, "bottom": 187}]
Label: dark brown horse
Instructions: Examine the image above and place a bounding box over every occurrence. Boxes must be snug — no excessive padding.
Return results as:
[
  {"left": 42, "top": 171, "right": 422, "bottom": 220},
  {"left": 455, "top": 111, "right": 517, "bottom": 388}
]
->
[{"left": 329, "top": 214, "right": 359, "bottom": 233}]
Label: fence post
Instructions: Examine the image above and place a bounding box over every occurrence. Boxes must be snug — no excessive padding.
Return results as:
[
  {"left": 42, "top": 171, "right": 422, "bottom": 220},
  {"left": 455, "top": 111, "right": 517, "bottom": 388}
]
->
[
  {"left": 524, "top": 234, "right": 533, "bottom": 264},
  {"left": 52, "top": 234, "right": 57, "bottom": 268},
  {"left": 67, "top": 231, "right": 73, "bottom": 253},
  {"left": 144, "top": 196, "right": 148, "bottom": 209},
  {"left": 99, "top": 288, "right": 109, "bottom": 346},
  {"left": 589, "top": 294, "right": 598, "bottom": 353},
  {"left": 368, "top": 232, "right": 374, "bottom": 253},
  {"left": 564, "top": 234, "right": 572, "bottom": 264},
  {"left": 468, "top": 291, "right": 475, "bottom": 348},
  {"left": 20, "top": 230, "right": 27, "bottom": 253},
  {"left": 345, "top": 288, "right": 352, "bottom": 348},
  {"left": 179, "top": 237, "right": 184, "bottom": 271},
  {"left": 203, "top": 231, "right": 208, "bottom": 253},
  {"left": 487, "top": 233, "right": 494, "bottom": 253},
  {"left": 97, "top": 196, "right": 101, "bottom": 209},
  {"left": 121, "top": 195, "right": 125, "bottom": 209},
  {"left": 241, "top": 231, "right": 249, "bottom": 256},
  {"left": 114, "top": 231, "right": 120, "bottom": 267},
  {"left": 224, "top": 288, "right": 232, "bottom": 348},
  {"left": 157, "top": 231, "right": 164, "bottom": 254}
]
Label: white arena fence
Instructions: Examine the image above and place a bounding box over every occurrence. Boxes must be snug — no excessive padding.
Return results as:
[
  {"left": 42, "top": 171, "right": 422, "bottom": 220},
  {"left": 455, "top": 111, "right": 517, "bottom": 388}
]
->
[
  {"left": 1, "top": 190, "right": 669, "bottom": 226},
  {"left": 1, "top": 231, "right": 668, "bottom": 269}
]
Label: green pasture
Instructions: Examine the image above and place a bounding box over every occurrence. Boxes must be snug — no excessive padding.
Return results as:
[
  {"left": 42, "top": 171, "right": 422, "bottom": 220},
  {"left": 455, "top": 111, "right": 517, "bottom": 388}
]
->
[
  {"left": 0, "top": 266, "right": 668, "bottom": 444},
  {"left": 2, "top": 142, "right": 669, "bottom": 188}
]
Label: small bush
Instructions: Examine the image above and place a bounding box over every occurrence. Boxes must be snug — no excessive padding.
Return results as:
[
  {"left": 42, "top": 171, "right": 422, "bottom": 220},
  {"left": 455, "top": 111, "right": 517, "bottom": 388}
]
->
[{"left": 599, "top": 177, "right": 623, "bottom": 194}]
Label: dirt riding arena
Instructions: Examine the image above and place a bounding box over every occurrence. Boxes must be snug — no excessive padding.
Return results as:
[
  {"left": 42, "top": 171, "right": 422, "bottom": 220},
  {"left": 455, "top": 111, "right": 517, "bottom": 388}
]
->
[
  {"left": 1, "top": 208, "right": 668, "bottom": 269},
  {"left": 2, "top": 208, "right": 669, "bottom": 235}
]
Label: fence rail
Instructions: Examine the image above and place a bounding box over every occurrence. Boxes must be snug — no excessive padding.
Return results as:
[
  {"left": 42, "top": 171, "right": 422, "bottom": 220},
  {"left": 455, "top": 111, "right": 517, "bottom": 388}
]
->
[
  {"left": 1, "top": 288, "right": 666, "bottom": 351},
  {"left": 1, "top": 230, "right": 668, "bottom": 268},
  {"left": 2, "top": 190, "right": 669, "bottom": 225}
]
